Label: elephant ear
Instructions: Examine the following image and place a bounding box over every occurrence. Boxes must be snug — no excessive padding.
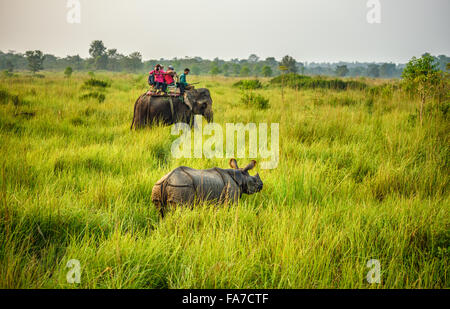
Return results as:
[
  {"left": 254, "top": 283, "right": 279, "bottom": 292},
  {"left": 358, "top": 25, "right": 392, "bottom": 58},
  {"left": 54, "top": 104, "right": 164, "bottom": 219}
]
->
[
  {"left": 183, "top": 92, "right": 193, "bottom": 110},
  {"left": 229, "top": 158, "right": 239, "bottom": 169}
]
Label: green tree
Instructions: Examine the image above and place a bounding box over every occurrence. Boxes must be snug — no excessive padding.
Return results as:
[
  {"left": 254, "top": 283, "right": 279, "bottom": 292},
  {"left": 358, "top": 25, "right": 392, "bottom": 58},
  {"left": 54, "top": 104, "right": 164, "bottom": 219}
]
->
[
  {"left": 126, "top": 52, "right": 143, "bottom": 72},
  {"left": 232, "top": 63, "right": 241, "bottom": 76},
  {"left": 367, "top": 64, "right": 380, "bottom": 78},
  {"left": 280, "top": 55, "right": 297, "bottom": 73},
  {"left": 5, "top": 60, "right": 14, "bottom": 72},
  {"left": 278, "top": 65, "right": 289, "bottom": 105},
  {"left": 402, "top": 53, "right": 442, "bottom": 124},
  {"left": 380, "top": 63, "right": 396, "bottom": 77},
  {"left": 262, "top": 65, "right": 272, "bottom": 77},
  {"left": 192, "top": 65, "right": 201, "bottom": 75},
  {"left": 64, "top": 66, "right": 73, "bottom": 78},
  {"left": 335, "top": 65, "right": 349, "bottom": 77},
  {"left": 349, "top": 66, "right": 365, "bottom": 77},
  {"left": 265, "top": 57, "right": 278, "bottom": 67},
  {"left": 65, "top": 55, "right": 83, "bottom": 70},
  {"left": 25, "top": 50, "right": 45, "bottom": 73},
  {"left": 240, "top": 66, "right": 250, "bottom": 77},
  {"left": 248, "top": 54, "right": 259, "bottom": 63},
  {"left": 265, "top": 57, "right": 278, "bottom": 76},
  {"left": 43, "top": 54, "right": 58, "bottom": 70},
  {"left": 89, "top": 40, "right": 108, "bottom": 70},
  {"left": 210, "top": 64, "right": 221, "bottom": 76},
  {"left": 253, "top": 63, "right": 262, "bottom": 77},
  {"left": 107, "top": 49, "right": 121, "bottom": 71},
  {"left": 222, "top": 63, "right": 229, "bottom": 76},
  {"left": 436, "top": 55, "right": 450, "bottom": 71},
  {"left": 94, "top": 54, "right": 108, "bottom": 70},
  {"left": 89, "top": 40, "right": 107, "bottom": 59},
  {"left": 107, "top": 49, "right": 117, "bottom": 58},
  {"left": 298, "top": 62, "right": 305, "bottom": 75}
]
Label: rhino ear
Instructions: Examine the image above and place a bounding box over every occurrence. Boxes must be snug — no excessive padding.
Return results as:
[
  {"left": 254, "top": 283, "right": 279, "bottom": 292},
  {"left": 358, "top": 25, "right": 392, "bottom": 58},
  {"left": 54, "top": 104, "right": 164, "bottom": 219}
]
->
[
  {"left": 243, "top": 160, "right": 257, "bottom": 172},
  {"left": 229, "top": 158, "right": 239, "bottom": 169}
]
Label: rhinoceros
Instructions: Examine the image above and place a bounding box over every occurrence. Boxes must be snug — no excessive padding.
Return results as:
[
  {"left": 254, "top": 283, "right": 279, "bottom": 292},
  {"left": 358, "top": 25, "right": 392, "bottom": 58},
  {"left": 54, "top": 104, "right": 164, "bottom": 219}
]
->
[{"left": 151, "top": 159, "right": 263, "bottom": 217}]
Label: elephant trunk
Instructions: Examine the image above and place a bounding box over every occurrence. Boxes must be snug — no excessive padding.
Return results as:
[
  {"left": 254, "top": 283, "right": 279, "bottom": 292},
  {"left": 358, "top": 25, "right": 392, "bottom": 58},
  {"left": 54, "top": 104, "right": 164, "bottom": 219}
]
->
[{"left": 204, "top": 109, "right": 213, "bottom": 123}]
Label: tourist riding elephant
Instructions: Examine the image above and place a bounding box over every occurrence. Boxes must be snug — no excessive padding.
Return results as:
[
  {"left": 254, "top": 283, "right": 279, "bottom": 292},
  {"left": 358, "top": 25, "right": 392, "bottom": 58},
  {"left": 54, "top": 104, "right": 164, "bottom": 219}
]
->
[{"left": 130, "top": 88, "right": 213, "bottom": 129}]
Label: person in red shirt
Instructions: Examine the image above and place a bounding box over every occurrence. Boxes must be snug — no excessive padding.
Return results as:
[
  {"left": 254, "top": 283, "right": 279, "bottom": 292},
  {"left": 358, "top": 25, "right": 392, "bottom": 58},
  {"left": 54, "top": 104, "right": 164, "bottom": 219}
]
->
[
  {"left": 148, "top": 65, "right": 158, "bottom": 87},
  {"left": 154, "top": 65, "right": 166, "bottom": 93},
  {"left": 165, "top": 65, "right": 177, "bottom": 89}
]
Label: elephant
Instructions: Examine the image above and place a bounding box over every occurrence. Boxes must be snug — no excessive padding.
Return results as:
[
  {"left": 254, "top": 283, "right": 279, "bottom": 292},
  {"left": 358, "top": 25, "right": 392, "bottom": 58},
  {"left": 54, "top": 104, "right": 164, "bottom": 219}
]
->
[
  {"left": 151, "top": 159, "right": 263, "bottom": 218},
  {"left": 130, "top": 88, "right": 213, "bottom": 129}
]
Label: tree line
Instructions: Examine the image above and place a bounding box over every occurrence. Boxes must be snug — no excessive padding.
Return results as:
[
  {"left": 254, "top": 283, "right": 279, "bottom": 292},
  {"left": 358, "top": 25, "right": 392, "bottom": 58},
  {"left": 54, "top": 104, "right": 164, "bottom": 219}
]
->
[{"left": 0, "top": 40, "right": 448, "bottom": 79}]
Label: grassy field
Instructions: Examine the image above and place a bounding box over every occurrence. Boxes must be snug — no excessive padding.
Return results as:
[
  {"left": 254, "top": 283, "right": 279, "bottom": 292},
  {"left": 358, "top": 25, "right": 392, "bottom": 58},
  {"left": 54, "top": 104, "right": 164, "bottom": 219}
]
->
[{"left": 0, "top": 71, "right": 448, "bottom": 288}]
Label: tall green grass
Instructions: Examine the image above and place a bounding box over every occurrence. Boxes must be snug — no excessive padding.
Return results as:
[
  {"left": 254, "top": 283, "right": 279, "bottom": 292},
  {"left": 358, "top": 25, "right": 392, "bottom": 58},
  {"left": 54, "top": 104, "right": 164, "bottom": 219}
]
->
[{"left": 0, "top": 72, "right": 448, "bottom": 288}]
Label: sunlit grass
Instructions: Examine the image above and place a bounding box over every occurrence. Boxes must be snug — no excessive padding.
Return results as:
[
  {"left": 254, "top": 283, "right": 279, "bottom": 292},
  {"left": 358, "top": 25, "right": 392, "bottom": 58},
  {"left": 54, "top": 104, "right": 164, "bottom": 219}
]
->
[{"left": 0, "top": 71, "right": 448, "bottom": 288}]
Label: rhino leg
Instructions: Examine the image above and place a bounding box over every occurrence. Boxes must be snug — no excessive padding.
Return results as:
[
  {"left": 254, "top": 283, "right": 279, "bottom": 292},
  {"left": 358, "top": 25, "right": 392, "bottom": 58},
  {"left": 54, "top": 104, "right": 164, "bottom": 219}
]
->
[
  {"left": 152, "top": 185, "right": 196, "bottom": 218},
  {"left": 166, "top": 185, "right": 196, "bottom": 205},
  {"left": 222, "top": 182, "right": 240, "bottom": 205}
]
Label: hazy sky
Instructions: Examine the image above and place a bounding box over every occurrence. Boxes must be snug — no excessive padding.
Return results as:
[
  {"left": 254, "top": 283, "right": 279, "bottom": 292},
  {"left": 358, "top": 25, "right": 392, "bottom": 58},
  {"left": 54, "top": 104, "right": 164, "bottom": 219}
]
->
[{"left": 0, "top": 0, "right": 449, "bottom": 63}]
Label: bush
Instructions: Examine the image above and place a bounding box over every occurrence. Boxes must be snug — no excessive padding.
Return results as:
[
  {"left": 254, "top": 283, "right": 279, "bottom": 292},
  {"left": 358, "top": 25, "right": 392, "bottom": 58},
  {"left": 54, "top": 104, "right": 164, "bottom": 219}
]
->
[
  {"left": 151, "top": 142, "right": 171, "bottom": 166},
  {"left": 83, "top": 78, "right": 110, "bottom": 88},
  {"left": 0, "top": 89, "right": 29, "bottom": 106},
  {"left": 240, "top": 91, "right": 270, "bottom": 109},
  {"left": 70, "top": 116, "right": 85, "bottom": 126},
  {"left": 439, "top": 101, "right": 449, "bottom": 117},
  {"left": 0, "top": 89, "right": 10, "bottom": 104},
  {"left": 79, "top": 92, "right": 106, "bottom": 103},
  {"left": 233, "top": 79, "right": 263, "bottom": 90},
  {"left": 270, "top": 73, "right": 367, "bottom": 91},
  {"left": 365, "top": 96, "right": 374, "bottom": 114},
  {"left": 367, "top": 84, "right": 398, "bottom": 98},
  {"left": 328, "top": 96, "right": 359, "bottom": 106},
  {"left": 1, "top": 70, "right": 12, "bottom": 78},
  {"left": 64, "top": 67, "right": 73, "bottom": 78}
]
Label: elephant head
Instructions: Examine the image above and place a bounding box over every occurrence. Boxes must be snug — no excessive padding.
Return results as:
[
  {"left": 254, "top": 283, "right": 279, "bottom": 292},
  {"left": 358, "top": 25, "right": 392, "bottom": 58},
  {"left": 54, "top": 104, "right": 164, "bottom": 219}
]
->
[{"left": 184, "top": 88, "right": 214, "bottom": 122}]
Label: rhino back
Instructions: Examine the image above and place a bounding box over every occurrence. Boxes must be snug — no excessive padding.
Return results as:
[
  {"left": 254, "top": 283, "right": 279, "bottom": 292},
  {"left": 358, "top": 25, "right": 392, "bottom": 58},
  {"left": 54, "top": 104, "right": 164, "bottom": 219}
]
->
[
  {"left": 153, "top": 168, "right": 194, "bottom": 205},
  {"left": 184, "top": 167, "right": 240, "bottom": 202}
]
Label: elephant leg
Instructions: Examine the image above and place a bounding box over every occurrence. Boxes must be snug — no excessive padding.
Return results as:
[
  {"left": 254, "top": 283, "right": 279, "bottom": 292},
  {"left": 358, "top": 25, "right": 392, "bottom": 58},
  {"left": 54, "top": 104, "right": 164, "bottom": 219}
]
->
[
  {"left": 141, "top": 100, "right": 150, "bottom": 128},
  {"left": 130, "top": 96, "right": 142, "bottom": 130},
  {"left": 130, "top": 102, "right": 137, "bottom": 130},
  {"left": 145, "top": 99, "right": 154, "bottom": 127}
]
